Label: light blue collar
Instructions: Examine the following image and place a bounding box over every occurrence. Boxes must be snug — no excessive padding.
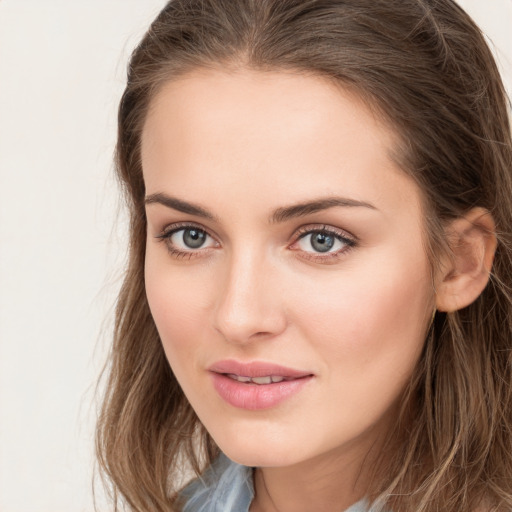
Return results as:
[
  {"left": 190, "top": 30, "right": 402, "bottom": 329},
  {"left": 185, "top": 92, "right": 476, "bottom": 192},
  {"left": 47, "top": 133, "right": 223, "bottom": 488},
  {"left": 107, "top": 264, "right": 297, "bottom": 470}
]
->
[{"left": 181, "top": 453, "right": 375, "bottom": 512}]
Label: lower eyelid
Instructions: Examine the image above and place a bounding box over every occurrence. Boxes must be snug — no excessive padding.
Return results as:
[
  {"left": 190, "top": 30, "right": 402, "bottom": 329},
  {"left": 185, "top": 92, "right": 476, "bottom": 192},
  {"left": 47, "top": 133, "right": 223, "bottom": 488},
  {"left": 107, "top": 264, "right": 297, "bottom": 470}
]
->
[{"left": 297, "top": 242, "right": 355, "bottom": 262}]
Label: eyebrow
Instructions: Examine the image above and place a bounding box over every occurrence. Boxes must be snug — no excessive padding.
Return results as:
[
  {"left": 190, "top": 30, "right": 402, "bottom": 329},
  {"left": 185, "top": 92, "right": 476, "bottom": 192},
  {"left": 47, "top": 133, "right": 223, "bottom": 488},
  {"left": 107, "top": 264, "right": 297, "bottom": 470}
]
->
[
  {"left": 145, "top": 193, "right": 217, "bottom": 220},
  {"left": 270, "top": 197, "right": 377, "bottom": 223},
  {"left": 144, "top": 193, "right": 377, "bottom": 223}
]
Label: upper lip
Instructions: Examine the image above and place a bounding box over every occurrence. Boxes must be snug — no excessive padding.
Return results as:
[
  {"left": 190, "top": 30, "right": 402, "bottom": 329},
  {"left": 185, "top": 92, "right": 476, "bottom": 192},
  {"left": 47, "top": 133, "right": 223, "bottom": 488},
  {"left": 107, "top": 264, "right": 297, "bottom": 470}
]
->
[{"left": 208, "top": 359, "right": 313, "bottom": 379}]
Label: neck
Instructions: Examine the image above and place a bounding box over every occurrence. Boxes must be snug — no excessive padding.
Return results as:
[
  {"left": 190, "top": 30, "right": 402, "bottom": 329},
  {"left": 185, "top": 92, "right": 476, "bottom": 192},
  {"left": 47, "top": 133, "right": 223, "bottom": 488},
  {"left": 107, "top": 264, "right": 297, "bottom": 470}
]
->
[{"left": 249, "top": 432, "right": 384, "bottom": 512}]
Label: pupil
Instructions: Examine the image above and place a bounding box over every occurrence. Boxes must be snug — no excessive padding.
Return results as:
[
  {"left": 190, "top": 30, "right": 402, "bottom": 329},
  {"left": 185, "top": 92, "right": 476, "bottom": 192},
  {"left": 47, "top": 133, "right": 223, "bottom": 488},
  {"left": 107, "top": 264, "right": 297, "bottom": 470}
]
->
[
  {"left": 183, "top": 229, "right": 206, "bottom": 249},
  {"left": 311, "top": 232, "right": 334, "bottom": 253}
]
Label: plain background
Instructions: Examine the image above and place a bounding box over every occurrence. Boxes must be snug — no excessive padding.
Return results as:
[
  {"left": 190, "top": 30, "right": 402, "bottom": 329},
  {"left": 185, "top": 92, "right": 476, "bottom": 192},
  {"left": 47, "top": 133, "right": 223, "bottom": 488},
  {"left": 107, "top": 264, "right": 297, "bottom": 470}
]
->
[{"left": 0, "top": 1, "right": 510, "bottom": 511}]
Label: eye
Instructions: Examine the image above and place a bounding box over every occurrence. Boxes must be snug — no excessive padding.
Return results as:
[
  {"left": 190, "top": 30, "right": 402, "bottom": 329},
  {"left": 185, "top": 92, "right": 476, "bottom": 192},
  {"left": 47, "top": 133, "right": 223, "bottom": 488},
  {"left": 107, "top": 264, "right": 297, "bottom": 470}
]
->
[
  {"left": 290, "top": 225, "right": 356, "bottom": 261},
  {"left": 170, "top": 227, "right": 212, "bottom": 250},
  {"left": 298, "top": 231, "right": 344, "bottom": 253},
  {"left": 156, "top": 224, "right": 219, "bottom": 258}
]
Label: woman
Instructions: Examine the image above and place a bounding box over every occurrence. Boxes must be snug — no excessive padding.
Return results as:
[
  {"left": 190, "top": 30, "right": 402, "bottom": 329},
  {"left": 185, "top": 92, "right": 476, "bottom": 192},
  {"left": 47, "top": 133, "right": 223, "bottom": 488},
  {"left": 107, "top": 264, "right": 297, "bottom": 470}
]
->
[{"left": 96, "top": 0, "right": 512, "bottom": 510}]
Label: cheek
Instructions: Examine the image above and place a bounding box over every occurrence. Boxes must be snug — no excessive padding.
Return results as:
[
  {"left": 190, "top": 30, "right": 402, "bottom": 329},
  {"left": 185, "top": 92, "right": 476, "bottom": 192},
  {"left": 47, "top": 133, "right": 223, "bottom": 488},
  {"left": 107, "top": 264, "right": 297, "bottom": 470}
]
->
[
  {"left": 277, "top": 257, "right": 432, "bottom": 444},
  {"left": 144, "top": 249, "right": 215, "bottom": 364},
  {"left": 288, "top": 248, "right": 433, "bottom": 382}
]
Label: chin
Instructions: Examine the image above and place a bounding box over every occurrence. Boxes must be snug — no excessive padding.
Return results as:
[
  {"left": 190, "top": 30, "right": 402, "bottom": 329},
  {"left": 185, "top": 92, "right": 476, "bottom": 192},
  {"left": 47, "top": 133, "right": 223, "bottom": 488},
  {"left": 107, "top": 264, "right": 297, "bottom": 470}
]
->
[
  {"left": 221, "top": 446, "right": 299, "bottom": 468},
  {"left": 199, "top": 414, "right": 297, "bottom": 467},
  {"left": 210, "top": 429, "right": 305, "bottom": 468}
]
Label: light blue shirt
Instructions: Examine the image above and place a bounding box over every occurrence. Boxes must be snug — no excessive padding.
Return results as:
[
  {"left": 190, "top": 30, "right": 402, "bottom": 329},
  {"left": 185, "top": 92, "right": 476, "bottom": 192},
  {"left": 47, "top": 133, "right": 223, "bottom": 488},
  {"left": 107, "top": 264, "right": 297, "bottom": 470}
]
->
[{"left": 181, "top": 453, "right": 378, "bottom": 512}]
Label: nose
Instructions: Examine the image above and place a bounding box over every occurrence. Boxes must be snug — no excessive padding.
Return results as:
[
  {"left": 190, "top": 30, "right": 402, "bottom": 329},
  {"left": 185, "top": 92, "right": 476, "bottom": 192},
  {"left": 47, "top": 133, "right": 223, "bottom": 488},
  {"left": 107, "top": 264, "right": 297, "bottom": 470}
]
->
[{"left": 213, "top": 249, "right": 287, "bottom": 345}]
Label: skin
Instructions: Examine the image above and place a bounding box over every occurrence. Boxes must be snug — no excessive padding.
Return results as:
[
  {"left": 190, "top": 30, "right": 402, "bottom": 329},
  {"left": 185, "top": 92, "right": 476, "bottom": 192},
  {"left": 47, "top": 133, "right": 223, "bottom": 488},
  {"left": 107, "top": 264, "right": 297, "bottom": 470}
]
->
[{"left": 142, "top": 69, "right": 438, "bottom": 512}]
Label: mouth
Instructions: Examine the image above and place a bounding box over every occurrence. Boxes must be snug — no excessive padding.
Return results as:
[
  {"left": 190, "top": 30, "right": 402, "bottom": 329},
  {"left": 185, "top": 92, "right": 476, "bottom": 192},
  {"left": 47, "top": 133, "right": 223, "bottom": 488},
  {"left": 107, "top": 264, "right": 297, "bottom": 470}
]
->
[
  {"left": 208, "top": 359, "right": 312, "bottom": 379},
  {"left": 224, "top": 374, "right": 297, "bottom": 384},
  {"left": 208, "top": 360, "right": 314, "bottom": 410}
]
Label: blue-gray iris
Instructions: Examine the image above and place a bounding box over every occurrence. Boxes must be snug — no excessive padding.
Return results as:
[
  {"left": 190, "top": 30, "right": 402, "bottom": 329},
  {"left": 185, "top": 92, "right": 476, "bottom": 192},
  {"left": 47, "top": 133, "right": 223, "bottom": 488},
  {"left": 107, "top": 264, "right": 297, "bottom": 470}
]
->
[
  {"left": 311, "top": 232, "right": 335, "bottom": 252},
  {"left": 183, "top": 229, "right": 207, "bottom": 248}
]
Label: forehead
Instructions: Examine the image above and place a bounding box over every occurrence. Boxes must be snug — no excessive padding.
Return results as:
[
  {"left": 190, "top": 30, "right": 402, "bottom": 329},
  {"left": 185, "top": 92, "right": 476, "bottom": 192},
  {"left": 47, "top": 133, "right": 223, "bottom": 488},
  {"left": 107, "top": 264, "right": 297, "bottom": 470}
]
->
[{"left": 141, "top": 68, "right": 421, "bottom": 222}]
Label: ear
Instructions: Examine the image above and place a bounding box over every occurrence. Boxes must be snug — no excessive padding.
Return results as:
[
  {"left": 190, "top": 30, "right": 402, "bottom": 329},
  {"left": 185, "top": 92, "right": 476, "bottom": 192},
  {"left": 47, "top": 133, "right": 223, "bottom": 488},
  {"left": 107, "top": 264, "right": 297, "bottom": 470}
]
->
[{"left": 435, "top": 207, "right": 497, "bottom": 313}]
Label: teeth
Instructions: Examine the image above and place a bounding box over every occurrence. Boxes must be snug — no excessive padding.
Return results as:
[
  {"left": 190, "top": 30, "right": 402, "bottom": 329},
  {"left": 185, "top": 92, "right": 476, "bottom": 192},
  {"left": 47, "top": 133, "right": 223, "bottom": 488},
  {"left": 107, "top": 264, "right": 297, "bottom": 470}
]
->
[
  {"left": 252, "top": 376, "right": 272, "bottom": 385},
  {"left": 227, "top": 374, "right": 251, "bottom": 382},
  {"left": 226, "top": 374, "right": 287, "bottom": 384}
]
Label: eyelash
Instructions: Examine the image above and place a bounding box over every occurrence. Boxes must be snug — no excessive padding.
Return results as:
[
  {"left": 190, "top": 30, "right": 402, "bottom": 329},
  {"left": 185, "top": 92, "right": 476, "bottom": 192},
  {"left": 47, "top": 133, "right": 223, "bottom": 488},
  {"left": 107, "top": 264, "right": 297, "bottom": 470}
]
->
[
  {"left": 292, "top": 224, "right": 357, "bottom": 263},
  {"left": 155, "top": 222, "right": 357, "bottom": 262},
  {"left": 155, "top": 222, "right": 218, "bottom": 260}
]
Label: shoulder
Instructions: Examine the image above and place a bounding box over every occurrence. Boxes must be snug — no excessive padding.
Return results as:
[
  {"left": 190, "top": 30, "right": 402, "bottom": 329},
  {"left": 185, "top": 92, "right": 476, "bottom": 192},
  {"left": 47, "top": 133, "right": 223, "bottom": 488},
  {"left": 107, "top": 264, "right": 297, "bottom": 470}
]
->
[{"left": 179, "top": 453, "right": 254, "bottom": 512}]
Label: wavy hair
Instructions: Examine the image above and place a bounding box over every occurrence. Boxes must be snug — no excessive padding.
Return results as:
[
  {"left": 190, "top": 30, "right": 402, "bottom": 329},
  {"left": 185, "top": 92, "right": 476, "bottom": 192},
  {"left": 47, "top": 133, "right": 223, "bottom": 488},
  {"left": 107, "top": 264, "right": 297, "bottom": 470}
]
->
[{"left": 96, "top": 1, "right": 512, "bottom": 510}]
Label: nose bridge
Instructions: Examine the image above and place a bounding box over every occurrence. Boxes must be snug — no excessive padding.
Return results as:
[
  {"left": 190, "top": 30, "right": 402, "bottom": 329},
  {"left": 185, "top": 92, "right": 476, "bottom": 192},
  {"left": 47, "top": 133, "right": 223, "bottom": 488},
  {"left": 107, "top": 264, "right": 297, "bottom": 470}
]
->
[{"left": 214, "top": 243, "right": 285, "bottom": 343}]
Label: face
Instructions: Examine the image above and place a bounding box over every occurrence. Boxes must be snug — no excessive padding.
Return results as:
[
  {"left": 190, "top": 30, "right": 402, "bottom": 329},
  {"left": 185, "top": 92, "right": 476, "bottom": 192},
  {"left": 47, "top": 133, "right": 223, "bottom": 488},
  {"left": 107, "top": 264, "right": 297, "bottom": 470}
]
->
[{"left": 141, "top": 69, "right": 435, "bottom": 469}]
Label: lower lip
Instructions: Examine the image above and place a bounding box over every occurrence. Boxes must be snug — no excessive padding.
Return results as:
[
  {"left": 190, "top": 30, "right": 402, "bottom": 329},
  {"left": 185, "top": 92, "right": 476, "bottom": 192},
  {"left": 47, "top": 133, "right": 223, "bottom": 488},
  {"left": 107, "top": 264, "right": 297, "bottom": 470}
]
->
[{"left": 210, "top": 373, "right": 313, "bottom": 410}]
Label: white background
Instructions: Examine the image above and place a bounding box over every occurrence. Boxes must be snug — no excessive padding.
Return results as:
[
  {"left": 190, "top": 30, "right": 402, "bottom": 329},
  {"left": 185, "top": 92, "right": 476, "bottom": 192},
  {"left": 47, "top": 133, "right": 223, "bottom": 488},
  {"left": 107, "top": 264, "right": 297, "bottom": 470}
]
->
[{"left": 0, "top": 1, "right": 510, "bottom": 511}]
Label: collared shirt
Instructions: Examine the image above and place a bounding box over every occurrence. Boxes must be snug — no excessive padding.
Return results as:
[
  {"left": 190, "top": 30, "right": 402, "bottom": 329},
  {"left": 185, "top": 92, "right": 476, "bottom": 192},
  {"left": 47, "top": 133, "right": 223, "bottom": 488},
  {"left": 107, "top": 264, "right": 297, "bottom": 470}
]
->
[{"left": 180, "top": 453, "right": 379, "bottom": 512}]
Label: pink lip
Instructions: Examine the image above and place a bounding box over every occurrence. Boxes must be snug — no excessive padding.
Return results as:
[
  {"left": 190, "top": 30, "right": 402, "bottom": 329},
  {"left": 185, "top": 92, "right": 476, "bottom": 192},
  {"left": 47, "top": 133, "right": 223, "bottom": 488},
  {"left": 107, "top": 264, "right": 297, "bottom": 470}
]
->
[{"left": 208, "top": 359, "right": 314, "bottom": 410}]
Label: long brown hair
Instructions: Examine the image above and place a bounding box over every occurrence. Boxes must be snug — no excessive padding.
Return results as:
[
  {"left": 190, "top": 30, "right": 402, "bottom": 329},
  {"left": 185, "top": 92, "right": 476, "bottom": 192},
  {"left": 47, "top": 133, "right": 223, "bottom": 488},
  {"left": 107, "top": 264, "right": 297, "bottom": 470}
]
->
[{"left": 96, "top": 1, "right": 512, "bottom": 510}]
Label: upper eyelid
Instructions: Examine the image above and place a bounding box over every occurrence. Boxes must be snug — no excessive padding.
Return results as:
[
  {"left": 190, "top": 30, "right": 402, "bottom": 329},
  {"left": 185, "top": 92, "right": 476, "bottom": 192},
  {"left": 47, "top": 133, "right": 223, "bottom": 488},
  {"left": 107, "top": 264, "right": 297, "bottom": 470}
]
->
[
  {"left": 293, "top": 224, "right": 357, "bottom": 242},
  {"left": 157, "top": 221, "right": 216, "bottom": 239},
  {"left": 155, "top": 221, "right": 357, "bottom": 246}
]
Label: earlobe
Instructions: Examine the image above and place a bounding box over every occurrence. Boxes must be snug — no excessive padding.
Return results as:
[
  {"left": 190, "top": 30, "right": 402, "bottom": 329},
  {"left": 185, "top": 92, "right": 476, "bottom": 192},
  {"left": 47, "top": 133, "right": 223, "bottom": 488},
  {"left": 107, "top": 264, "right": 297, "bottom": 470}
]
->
[{"left": 435, "top": 207, "right": 497, "bottom": 313}]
